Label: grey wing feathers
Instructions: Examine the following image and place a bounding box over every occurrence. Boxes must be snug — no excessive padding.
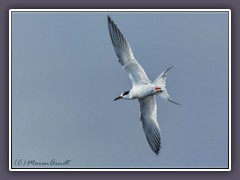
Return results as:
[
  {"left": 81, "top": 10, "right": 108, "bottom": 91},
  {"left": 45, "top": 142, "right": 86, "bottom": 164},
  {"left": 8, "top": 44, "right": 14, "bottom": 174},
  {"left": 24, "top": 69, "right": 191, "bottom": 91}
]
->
[
  {"left": 107, "top": 16, "right": 150, "bottom": 85},
  {"left": 139, "top": 96, "right": 161, "bottom": 155},
  {"left": 107, "top": 16, "right": 134, "bottom": 65}
]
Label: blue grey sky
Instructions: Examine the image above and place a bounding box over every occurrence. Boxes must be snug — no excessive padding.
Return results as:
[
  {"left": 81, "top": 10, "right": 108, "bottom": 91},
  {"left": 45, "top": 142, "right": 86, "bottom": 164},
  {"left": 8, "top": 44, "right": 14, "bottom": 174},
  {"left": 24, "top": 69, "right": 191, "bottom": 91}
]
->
[{"left": 12, "top": 11, "right": 229, "bottom": 168}]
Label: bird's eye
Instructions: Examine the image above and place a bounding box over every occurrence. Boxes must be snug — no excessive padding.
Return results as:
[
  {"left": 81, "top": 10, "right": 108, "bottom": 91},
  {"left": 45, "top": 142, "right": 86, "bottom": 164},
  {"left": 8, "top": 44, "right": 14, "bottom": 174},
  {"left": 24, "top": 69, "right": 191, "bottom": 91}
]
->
[{"left": 123, "top": 91, "right": 129, "bottom": 96}]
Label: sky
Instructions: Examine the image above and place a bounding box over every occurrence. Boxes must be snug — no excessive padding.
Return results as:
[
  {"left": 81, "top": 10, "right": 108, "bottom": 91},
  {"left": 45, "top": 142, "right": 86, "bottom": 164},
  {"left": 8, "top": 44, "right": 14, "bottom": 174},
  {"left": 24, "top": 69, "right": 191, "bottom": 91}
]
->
[{"left": 11, "top": 11, "right": 229, "bottom": 169}]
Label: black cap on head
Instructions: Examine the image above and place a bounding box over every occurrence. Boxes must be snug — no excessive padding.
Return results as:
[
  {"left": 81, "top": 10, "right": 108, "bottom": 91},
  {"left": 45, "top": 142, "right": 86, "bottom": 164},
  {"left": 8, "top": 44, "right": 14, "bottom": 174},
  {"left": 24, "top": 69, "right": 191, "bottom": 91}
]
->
[{"left": 122, "top": 91, "right": 129, "bottom": 96}]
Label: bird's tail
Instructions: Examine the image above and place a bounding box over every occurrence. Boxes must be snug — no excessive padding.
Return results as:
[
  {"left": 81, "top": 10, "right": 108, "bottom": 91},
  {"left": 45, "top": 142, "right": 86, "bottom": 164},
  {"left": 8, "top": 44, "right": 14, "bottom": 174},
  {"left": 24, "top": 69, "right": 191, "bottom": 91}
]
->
[{"left": 153, "top": 66, "right": 181, "bottom": 106}]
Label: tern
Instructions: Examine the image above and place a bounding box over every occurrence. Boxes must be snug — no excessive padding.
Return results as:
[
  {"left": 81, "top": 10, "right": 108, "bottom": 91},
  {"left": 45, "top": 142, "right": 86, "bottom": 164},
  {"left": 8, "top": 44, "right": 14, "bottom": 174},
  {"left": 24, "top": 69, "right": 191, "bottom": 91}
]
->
[{"left": 107, "top": 16, "right": 180, "bottom": 155}]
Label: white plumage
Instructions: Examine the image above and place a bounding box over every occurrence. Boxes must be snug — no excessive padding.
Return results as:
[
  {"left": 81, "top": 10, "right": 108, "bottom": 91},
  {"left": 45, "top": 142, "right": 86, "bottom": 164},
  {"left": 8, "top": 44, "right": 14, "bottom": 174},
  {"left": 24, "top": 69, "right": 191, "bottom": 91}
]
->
[{"left": 108, "top": 16, "right": 180, "bottom": 155}]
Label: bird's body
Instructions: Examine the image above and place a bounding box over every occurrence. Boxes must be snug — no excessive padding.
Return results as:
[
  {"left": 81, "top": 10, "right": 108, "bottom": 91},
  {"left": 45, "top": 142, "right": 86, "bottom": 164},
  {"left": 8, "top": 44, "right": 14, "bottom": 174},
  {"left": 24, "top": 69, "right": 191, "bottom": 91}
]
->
[
  {"left": 108, "top": 16, "right": 179, "bottom": 155},
  {"left": 124, "top": 84, "right": 159, "bottom": 99}
]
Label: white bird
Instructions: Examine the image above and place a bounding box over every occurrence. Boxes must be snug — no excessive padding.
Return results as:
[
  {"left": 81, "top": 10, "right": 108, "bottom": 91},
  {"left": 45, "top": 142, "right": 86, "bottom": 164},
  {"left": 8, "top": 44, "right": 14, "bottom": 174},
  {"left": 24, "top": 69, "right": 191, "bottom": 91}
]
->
[{"left": 107, "top": 16, "right": 180, "bottom": 155}]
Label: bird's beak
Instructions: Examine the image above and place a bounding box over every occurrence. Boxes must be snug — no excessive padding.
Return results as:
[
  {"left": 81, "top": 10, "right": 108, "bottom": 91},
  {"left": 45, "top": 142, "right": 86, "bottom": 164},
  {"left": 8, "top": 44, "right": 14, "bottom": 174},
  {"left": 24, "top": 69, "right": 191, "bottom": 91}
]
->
[{"left": 114, "top": 96, "right": 122, "bottom": 101}]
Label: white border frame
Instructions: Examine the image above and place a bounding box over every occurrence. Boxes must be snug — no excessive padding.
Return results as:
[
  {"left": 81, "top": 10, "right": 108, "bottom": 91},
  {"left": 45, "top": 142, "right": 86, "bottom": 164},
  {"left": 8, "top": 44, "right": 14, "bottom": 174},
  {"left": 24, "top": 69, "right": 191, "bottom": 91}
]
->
[{"left": 9, "top": 9, "right": 231, "bottom": 171}]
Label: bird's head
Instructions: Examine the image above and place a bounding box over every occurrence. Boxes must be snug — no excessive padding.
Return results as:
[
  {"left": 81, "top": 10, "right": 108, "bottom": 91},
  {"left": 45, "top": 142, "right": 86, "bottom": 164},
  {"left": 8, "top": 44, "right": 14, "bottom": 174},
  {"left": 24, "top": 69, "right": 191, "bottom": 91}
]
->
[{"left": 114, "top": 90, "right": 130, "bottom": 101}]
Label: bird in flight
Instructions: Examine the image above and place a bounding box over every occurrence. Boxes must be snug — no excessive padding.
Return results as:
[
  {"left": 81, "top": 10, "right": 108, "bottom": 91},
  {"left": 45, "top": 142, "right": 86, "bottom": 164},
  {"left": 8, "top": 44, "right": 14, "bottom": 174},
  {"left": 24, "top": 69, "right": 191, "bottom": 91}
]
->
[{"left": 107, "top": 16, "right": 180, "bottom": 155}]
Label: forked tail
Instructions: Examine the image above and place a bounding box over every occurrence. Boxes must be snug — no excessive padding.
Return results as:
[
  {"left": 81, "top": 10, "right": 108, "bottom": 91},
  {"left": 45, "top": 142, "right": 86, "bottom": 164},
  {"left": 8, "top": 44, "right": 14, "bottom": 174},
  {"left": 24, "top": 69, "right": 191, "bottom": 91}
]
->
[{"left": 153, "top": 66, "right": 181, "bottom": 106}]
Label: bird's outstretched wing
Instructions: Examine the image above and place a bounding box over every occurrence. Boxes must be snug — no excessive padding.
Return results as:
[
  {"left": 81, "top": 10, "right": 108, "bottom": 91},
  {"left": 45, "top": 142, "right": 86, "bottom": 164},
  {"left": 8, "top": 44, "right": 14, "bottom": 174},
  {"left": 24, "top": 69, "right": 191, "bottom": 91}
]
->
[
  {"left": 107, "top": 16, "right": 150, "bottom": 85},
  {"left": 138, "top": 95, "right": 161, "bottom": 155}
]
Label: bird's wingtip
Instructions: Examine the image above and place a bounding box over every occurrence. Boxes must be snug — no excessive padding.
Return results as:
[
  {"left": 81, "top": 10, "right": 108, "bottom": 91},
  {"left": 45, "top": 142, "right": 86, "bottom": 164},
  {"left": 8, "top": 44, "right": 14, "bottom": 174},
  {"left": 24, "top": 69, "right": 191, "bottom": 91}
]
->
[{"left": 168, "top": 65, "right": 175, "bottom": 71}]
